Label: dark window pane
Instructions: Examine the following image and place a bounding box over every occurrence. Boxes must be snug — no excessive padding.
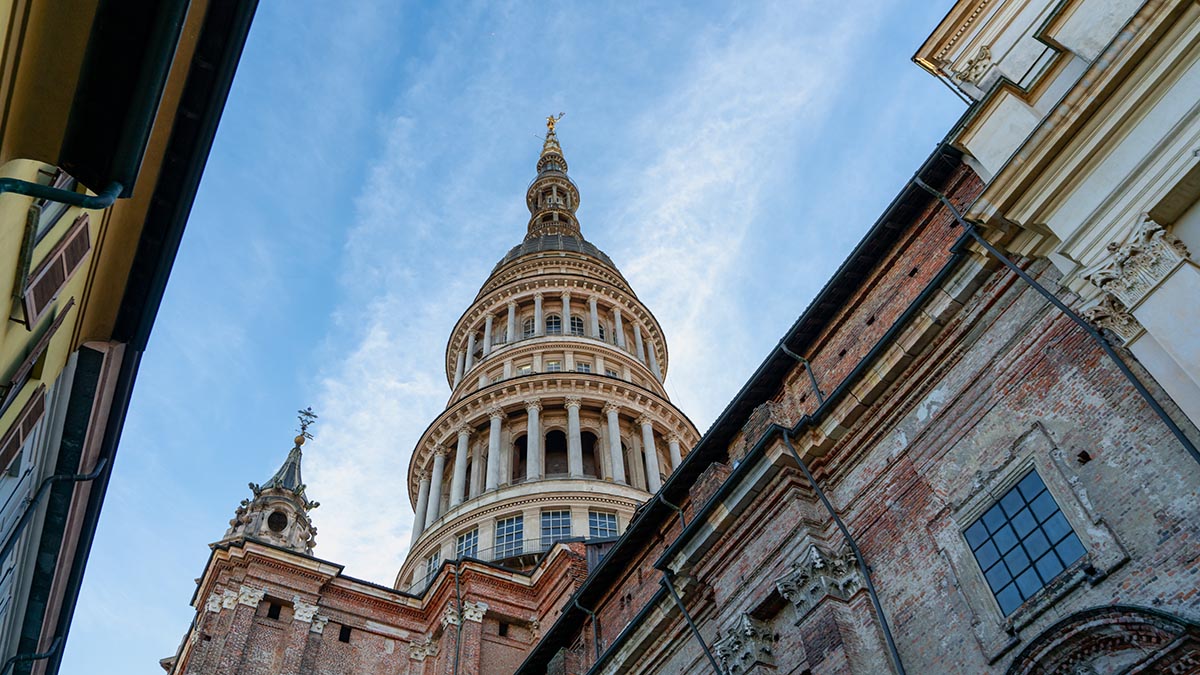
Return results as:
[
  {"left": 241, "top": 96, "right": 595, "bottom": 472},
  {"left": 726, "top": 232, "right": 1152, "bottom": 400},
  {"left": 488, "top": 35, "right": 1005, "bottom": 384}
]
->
[
  {"left": 1031, "top": 492, "right": 1059, "bottom": 522},
  {"left": 996, "top": 585, "right": 1023, "bottom": 615},
  {"left": 1015, "top": 568, "right": 1042, "bottom": 597},
  {"left": 1003, "top": 545, "right": 1029, "bottom": 572},
  {"left": 984, "top": 562, "right": 1011, "bottom": 591},
  {"left": 999, "top": 489, "right": 1025, "bottom": 517},
  {"left": 982, "top": 507, "right": 1006, "bottom": 533},
  {"left": 1042, "top": 512, "right": 1072, "bottom": 543},
  {"left": 1011, "top": 508, "right": 1037, "bottom": 537},
  {"left": 1017, "top": 472, "right": 1045, "bottom": 501},
  {"left": 975, "top": 540, "right": 1000, "bottom": 569},
  {"left": 1055, "top": 534, "right": 1086, "bottom": 565},
  {"left": 1024, "top": 530, "right": 1051, "bottom": 559},
  {"left": 1034, "top": 551, "right": 1064, "bottom": 581},
  {"left": 993, "top": 525, "right": 1018, "bottom": 553},
  {"left": 965, "top": 522, "right": 989, "bottom": 549}
]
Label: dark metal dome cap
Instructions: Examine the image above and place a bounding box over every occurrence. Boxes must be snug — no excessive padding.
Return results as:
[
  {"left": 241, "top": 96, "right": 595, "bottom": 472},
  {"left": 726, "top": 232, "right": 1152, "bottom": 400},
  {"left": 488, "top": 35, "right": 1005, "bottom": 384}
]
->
[{"left": 492, "top": 233, "right": 618, "bottom": 272}]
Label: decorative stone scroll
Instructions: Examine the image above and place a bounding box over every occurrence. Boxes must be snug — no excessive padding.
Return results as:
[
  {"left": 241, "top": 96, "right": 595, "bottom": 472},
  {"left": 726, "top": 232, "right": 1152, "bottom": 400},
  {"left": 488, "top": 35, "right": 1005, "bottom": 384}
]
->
[
  {"left": 310, "top": 615, "right": 329, "bottom": 634},
  {"left": 442, "top": 605, "right": 461, "bottom": 627},
  {"left": 292, "top": 596, "right": 319, "bottom": 623},
  {"left": 953, "top": 45, "right": 992, "bottom": 83},
  {"left": 713, "top": 614, "right": 777, "bottom": 674},
  {"left": 1084, "top": 217, "right": 1190, "bottom": 308},
  {"left": 1081, "top": 294, "right": 1142, "bottom": 343},
  {"left": 204, "top": 592, "right": 224, "bottom": 613},
  {"left": 220, "top": 589, "right": 239, "bottom": 609},
  {"left": 774, "top": 544, "right": 864, "bottom": 620},
  {"left": 237, "top": 585, "right": 266, "bottom": 607}
]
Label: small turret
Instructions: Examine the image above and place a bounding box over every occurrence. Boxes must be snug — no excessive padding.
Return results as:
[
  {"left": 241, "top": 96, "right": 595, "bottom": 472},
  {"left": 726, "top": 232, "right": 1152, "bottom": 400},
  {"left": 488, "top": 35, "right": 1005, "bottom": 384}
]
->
[{"left": 219, "top": 408, "right": 320, "bottom": 554}]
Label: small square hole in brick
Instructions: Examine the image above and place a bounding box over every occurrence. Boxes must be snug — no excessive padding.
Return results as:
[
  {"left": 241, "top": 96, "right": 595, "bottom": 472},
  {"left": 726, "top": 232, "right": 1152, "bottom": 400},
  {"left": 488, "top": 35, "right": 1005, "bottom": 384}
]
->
[
  {"left": 498, "top": 622, "right": 509, "bottom": 637},
  {"left": 339, "top": 625, "right": 352, "bottom": 643},
  {"left": 1076, "top": 450, "right": 1092, "bottom": 464},
  {"left": 267, "top": 602, "right": 281, "bottom": 620}
]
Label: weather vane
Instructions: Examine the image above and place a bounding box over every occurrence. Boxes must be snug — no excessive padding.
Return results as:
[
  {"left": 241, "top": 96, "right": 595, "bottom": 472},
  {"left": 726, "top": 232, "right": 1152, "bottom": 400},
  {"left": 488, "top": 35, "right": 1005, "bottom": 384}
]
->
[
  {"left": 546, "top": 112, "right": 564, "bottom": 133},
  {"left": 296, "top": 406, "right": 318, "bottom": 442}
]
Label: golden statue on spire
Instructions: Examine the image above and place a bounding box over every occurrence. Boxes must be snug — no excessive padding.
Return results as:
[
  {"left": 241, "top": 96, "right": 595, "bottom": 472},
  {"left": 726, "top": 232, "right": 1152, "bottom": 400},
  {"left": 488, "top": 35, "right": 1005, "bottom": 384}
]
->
[{"left": 546, "top": 112, "right": 564, "bottom": 133}]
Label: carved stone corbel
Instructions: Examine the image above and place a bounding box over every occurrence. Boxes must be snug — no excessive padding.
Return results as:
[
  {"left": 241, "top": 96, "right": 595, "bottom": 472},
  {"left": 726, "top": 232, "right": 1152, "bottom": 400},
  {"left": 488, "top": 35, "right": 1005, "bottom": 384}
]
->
[
  {"left": 775, "top": 544, "right": 864, "bottom": 621},
  {"left": 292, "top": 596, "right": 319, "bottom": 623},
  {"left": 1081, "top": 294, "right": 1142, "bottom": 344},
  {"left": 1084, "top": 217, "right": 1190, "bottom": 309}
]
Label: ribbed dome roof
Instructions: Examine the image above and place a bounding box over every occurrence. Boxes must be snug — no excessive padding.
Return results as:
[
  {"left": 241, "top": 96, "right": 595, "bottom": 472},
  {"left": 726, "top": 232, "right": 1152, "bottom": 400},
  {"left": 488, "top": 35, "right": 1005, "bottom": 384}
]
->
[{"left": 492, "top": 234, "right": 617, "bottom": 272}]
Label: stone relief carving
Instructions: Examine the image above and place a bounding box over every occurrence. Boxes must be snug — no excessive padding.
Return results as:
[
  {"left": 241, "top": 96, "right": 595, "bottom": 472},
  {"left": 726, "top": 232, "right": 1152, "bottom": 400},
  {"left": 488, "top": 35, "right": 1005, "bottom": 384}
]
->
[
  {"left": 953, "top": 45, "right": 991, "bottom": 83},
  {"left": 292, "top": 596, "right": 319, "bottom": 623},
  {"left": 775, "top": 544, "right": 863, "bottom": 620},
  {"left": 713, "top": 614, "right": 777, "bottom": 675},
  {"left": 442, "top": 604, "right": 461, "bottom": 627},
  {"left": 220, "top": 589, "right": 239, "bottom": 609},
  {"left": 204, "top": 592, "right": 223, "bottom": 613},
  {"left": 409, "top": 636, "right": 438, "bottom": 660},
  {"left": 310, "top": 615, "right": 329, "bottom": 634},
  {"left": 1084, "top": 217, "right": 1190, "bottom": 308},
  {"left": 237, "top": 585, "right": 265, "bottom": 607}
]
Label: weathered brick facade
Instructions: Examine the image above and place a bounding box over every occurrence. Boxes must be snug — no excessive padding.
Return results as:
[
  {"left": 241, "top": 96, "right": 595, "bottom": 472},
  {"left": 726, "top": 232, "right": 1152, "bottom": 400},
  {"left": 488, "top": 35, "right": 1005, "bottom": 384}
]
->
[{"left": 516, "top": 148, "right": 1200, "bottom": 674}]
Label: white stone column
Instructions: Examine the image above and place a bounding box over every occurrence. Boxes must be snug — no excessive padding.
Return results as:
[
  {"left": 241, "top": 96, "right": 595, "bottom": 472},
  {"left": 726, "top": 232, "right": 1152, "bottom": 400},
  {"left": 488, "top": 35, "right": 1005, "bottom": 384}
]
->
[
  {"left": 450, "top": 426, "right": 471, "bottom": 507},
  {"left": 534, "top": 293, "right": 544, "bottom": 336},
  {"left": 648, "top": 342, "right": 662, "bottom": 382},
  {"left": 465, "top": 333, "right": 476, "bottom": 371},
  {"left": 588, "top": 296, "right": 600, "bottom": 338},
  {"left": 506, "top": 301, "right": 517, "bottom": 344},
  {"left": 486, "top": 408, "right": 505, "bottom": 490},
  {"left": 425, "top": 447, "right": 448, "bottom": 529},
  {"left": 613, "top": 308, "right": 626, "bottom": 348},
  {"left": 565, "top": 397, "right": 584, "bottom": 477},
  {"left": 525, "top": 399, "right": 543, "bottom": 481},
  {"left": 483, "top": 314, "right": 493, "bottom": 356},
  {"left": 633, "top": 324, "right": 646, "bottom": 363},
  {"left": 639, "top": 416, "right": 662, "bottom": 492},
  {"left": 667, "top": 434, "right": 683, "bottom": 469},
  {"left": 453, "top": 351, "right": 465, "bottom": 388},
  {"left": 604, "top": 403, "right": 626, "bottom": 484},
  {"left": 411, "top": 471, "right": 430, "bottom": 545},
  {"left": 562, "top": 292, "right": 572, "bottom": 333}
]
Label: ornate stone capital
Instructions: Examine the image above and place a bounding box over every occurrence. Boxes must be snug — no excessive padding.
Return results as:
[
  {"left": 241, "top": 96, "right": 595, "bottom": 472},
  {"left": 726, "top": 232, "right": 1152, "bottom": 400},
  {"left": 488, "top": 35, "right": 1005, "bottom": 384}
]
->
[
  {"left": 636, "top": 414, "right": 654, "bottom": 429},
  {"left": 292, "top": 596, "right": 319, "bottom": 623},
  {"left": 524, "top": 398, "right": 543, "bottom": 412},
  {"left": 434, "top": 445, "right": 450, "bottom": 458},
  {"left": 455, "top": 424, "right": 473, "bottom": 439},
  {"left": 311, "top": 615, "right": 329, "bottom": 634},
  {"left": 220, "top": 589, "right": 238, "bottom": 609},
  {"left": 534, "top": 291, "right": 543, "bottom": 301},
  {"left": 667, "top": 433, "right": 682, "bottom": 445},
  {"left": 775, "top": 544, "right": 863, "bottom": 621},
  {"left": 563, "top": 396, "right": 582, "bottom": 410},
  {"left": 603, "top": 402, "right": 621, "bottom": 416},
  {"left": 713, "top": 614, "right": 777, "bottom": 675},
  {"left": 408, "top": 636, "right": 437, "bottom": 660},
  {"left": 1082, "top": 294, "right": 1143, "bottom": 344},
  {"left": 507, "top": 300, "right": 518, "bottom": 309},
  {"left": 237, "top": 585, "right": 265, "bottom": 607},
  {"left": 204, "top": 592, "right": 223, "bottom": 613},
  {"left": 418, "top": 470, "right": 430, "bottom": 483},
  {"left": 561, "top": 291, "right": 572, "bottom": 301},
  {"left": 1084, "top": 217, "right": 1190, "bottom": 309},
  {"left": 462, "top": 600, "right": 488, "bottom": 622},
  {"left": 442, "top": 605, "right": 461, "bottom": 627},
  {"left": 487, "top": 406, "right": 506, "bottom": 421},
  {"left": 953, "top": 44, "right": 991, "bottom": 83}
]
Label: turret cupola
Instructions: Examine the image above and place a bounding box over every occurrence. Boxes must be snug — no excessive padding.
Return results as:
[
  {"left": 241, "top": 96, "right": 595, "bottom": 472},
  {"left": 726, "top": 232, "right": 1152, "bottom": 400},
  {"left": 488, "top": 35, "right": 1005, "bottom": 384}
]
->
[
  {"left": 220, "top": 408, "right": 321, "bottom": 554},
  {"left": 525, "top": 113, "right": 581, "bottom": 240}
]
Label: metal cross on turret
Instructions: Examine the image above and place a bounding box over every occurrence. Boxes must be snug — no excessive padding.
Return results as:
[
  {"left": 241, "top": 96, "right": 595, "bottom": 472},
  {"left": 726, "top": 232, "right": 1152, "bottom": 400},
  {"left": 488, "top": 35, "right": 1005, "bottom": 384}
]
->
[{"left": 296, "top": 406, "right": 318, "bottom": 444}]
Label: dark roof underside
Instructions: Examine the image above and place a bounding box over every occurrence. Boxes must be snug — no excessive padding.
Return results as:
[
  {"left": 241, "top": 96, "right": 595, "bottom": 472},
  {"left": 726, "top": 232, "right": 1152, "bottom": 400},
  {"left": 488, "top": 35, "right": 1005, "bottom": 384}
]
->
[{"left": 493, "top": 234, "right": 617, "bottom": 272}]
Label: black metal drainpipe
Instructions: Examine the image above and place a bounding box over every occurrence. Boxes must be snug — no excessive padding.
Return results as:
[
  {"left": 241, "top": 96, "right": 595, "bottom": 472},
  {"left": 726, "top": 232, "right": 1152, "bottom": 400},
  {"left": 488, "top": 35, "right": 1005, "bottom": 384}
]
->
[
  {"left": 912, "top": 178, "right": 1200, "bottom": 466},
  {"left": 778, "top": 342, "right": 825, "bottom": 406},
  {"left": 0, "top": 179, "right": 122, "bottom": 210},
  {"left": 781, "top": 431, "right": 907, "bottom": 675},
  {"left": 572, "top": 597, "right": 602, "bottom": 661},
  {"left": 659, "top": 571, "right": 724, "bottom": 674},
  {"left": 654, "top": 493, "right": 724, "bottom": 673},
  {"left": 0, "top": 636, "right": 62, "bottom": 675},
  {"left": 0, "top": 457, "right": 109, "bottom": 568}
]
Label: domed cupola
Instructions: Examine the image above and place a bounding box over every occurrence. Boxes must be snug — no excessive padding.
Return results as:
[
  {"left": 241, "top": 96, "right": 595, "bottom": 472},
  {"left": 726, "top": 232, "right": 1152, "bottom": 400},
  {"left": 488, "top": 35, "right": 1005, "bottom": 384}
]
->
[
  {"left": 219, "top": 408, "right": 321, "bottom": 555},
  {"left": 525, "top": 113, "right": 582, "bottom": 240}
]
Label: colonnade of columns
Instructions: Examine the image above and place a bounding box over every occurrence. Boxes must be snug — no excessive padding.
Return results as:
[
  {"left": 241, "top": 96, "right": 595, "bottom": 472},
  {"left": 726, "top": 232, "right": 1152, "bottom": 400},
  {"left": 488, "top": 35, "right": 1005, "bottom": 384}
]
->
[
  {"left": 450, "top": 291, "right": 664, "bottom": 388},
  {"left": 413, "top": 400, "right": 683, "bottom": 535}
]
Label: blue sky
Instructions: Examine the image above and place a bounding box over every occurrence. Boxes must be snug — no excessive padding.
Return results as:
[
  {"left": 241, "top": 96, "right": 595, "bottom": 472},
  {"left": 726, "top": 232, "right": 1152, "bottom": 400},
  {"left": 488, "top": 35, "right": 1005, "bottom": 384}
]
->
[{"left": 61, "top": 1, "right": 964, "bottom": 671}]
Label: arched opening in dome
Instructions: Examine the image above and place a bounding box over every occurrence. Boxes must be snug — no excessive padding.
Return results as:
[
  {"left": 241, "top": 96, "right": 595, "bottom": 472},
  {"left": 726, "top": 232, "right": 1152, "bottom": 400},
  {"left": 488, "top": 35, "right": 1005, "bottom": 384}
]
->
[
  {"left": 546, "top": 314, "right": 562, "bottom": 335},
  {"left": 569, "top": 316, "right": 585, "bottom": 336},
  {"left": 512, "top": 435, "right": 528, "bottom": 483},
  {"left": 624, "top": 442, "right": 645, "bottom": 491},
  {"left": 464, "top": 458, "right": 474, "bottom": 499},
  {"left": 522, "top": 317, "right": 535, "bottom": 339},
  {"left": 545, "top": 430, "right": 568, "bottom": 477},
  {"left": 582, "top": 431, "right": 600, "bottom": 478},
  {"left": 598, "top": 322, "right": 606, "bottom": 341}
]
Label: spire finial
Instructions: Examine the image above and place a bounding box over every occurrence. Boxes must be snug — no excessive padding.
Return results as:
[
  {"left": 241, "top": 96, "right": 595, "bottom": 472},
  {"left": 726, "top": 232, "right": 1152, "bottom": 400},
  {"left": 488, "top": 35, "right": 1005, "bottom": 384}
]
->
[
  {"left": 546, "top": 112, "right": 564, "bottom": 134},
  {"left": 295, "top": 406, "right": 318, "bottom": 446}
]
